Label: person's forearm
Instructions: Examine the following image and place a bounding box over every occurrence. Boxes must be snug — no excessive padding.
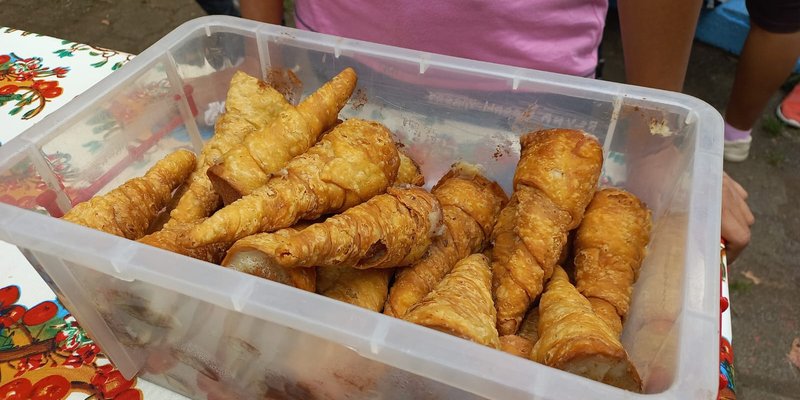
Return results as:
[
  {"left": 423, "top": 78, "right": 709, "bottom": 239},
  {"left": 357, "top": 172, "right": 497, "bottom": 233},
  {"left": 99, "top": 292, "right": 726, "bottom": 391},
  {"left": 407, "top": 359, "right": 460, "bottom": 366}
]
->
[
  {"left": 617, "top": 0, "right": 702, "bottom": 92},
  {"left": 240, "top": 0, "right": 284, "bottom": 25}
]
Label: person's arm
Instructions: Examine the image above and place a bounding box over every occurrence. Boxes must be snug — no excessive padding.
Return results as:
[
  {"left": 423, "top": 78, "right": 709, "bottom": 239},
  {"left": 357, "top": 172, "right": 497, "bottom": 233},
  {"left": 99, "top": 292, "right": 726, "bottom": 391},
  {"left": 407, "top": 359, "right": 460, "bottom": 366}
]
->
[
  {"left": 240, "top": 0, "right": 284, "bottom": 25},
  {"left": 616, "top": 0, "right": 702, "bottom": 92}
]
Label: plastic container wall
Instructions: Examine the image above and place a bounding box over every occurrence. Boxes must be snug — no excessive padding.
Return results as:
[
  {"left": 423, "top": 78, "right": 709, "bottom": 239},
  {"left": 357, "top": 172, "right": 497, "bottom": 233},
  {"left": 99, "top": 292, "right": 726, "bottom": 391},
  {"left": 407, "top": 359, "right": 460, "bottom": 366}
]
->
[{"left": 0, "top": 16, "right": 723, "bottom": 400}]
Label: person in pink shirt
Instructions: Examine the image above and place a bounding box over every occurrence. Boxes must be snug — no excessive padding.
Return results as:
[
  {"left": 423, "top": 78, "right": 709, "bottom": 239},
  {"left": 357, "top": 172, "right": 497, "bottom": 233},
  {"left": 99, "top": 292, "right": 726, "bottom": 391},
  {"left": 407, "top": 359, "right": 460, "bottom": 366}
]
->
[
  {"left": 289, "top": 1, "right": 606, "bottom": 78},
  {"left": 239, "top": 0, "right": 754, "bottom": 262}
]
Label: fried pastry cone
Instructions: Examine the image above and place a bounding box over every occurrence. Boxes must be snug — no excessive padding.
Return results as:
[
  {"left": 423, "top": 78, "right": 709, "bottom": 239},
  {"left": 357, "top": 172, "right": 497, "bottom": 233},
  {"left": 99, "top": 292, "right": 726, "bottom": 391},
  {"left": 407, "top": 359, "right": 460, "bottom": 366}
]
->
[
  {"left": 499, "top": 304, "right": 541, "bottom": 358},
  {"left": 574, "top": 188, "right": 652, "bottom": 335},
  {"left": 63, "top": 149, "right": 196, "bottom": 240},
  {"left": 531, "top": 266, "right": 642, "bottom": 392},
  {"left": 168, "top": 72, "right": 292, "bottom": 224},
  {"left": 500, "top": 335, "right": 534, "bottom": 359},
  {"left": 384, "top": 163, "right": 507, "bottom": 317},
  {"left": 403, "top": 254, "right": 499, "bottom": 348},
  {"left": 221, "top": 227, "right": 316, "bottom": 291},
  {"left": 137, "top": 220, "right": 230, "bottom": 264},
  {"left": 222, "top": 187, "right": 441, "bottom": 271},
  {"left": 396, "top": 149, "right": 425, "bottom": 186},
  {"left": 518, "top": 305, "right": 540, "bottom": 346},
  {"left": 188, "top": 118, "right": 400, "bottom": 247},
  {"left": 493, "top": 129, "right": 603, "bottom": 335},
  {"left": 514, "top": 129, "right": 604, "bottom": 230},
  {"left": 317, "top": 267, "right": 394, "bottom": 312},
  {"left": 208, "top": 68, "right": 358, "bottom": 203},
  {"left": 588, "top": 298, "right": 624, "bottom": 338},
  {"left": 491, "top": 194, "right": 538, "bottom": 335}
]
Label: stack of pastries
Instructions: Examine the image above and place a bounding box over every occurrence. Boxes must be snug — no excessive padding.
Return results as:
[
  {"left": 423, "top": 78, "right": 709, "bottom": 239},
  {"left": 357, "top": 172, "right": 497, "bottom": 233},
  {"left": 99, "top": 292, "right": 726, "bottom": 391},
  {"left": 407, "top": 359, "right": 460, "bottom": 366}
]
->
[{"left": 61, "top": 68, "right": 652, "bottom": 393}]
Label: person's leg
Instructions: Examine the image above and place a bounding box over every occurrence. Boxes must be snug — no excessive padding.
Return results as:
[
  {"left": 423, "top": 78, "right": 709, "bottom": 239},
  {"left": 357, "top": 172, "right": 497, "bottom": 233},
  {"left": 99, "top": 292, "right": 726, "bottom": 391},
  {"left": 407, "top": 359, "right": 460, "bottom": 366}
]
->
[
  {"left": 724, "top": 0, "right": 800, "bottom": 161},
  {"left": 725, "top": 26, "right": 800, "bottom": 131}
]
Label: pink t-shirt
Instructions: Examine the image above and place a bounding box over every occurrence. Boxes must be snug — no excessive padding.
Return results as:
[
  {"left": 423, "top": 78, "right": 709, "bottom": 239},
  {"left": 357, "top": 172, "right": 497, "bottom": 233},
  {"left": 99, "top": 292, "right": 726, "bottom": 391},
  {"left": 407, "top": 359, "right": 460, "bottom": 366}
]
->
[{"left": 294, "top": 0, "right": 608, "bottom": 78}]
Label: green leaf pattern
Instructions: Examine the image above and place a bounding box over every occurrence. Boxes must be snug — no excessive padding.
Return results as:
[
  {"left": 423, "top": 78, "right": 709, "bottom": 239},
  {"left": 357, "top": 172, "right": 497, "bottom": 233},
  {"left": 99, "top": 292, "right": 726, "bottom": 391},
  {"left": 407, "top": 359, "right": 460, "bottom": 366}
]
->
[
  {"left": 52, "top": 41, "right": 132, "bottom": 70},
  {"left": 2, "top": 35, "right": 132, "bottom": 121}
]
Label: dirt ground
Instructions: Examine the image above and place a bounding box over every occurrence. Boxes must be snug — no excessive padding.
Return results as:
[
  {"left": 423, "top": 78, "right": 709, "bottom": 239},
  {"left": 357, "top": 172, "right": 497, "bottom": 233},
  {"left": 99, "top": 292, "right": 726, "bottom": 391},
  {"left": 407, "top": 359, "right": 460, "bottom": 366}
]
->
[{"left": 1, "top": 1, "right": 798, "bottom": 398}]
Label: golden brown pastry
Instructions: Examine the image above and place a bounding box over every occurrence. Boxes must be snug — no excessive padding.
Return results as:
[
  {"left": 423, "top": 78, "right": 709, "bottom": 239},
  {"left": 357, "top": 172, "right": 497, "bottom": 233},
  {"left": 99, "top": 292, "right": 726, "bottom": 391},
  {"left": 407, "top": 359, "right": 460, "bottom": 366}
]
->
[
  {"left": 574, "top": 188, "right": 652, "bottom": 336},
  {"left": 137, "top": 220, "right": 230, "bottom": 264},
  {"left": 403, "top": 254, "right": 499, "bottom": 349},
  {"left": 222, "top": 187, "right": 441, "bottom": 270},
  {"left": 316, "top": 267, "right": 394, "bottom": 312},
  {"left": 490, "top": 194, "right": 533, "bottom": 335},
  {"left": 144, "top": 73, "right": 292, "bottom": 258},
  {"left": 167, "top": 72, "right": 292, "bottom": 224},
  {"left": 499, "top": 335, "right": 534, "bottom": 359},
  {"left": 62, "top": 149, "right": 196, "bottom": 240},
  {"left": 493, "top": 129, "right": 603, "bottom": 335},
  {"left": 384, "top": 163, "right": 507, "bottom": 318},
  {"left": 396, "top": 149, "right": 425, "bottom": 186},
  {"left": 518, "top": 305, "right": 540, "bottom": 347},
  {"left": 220, "top": 228, "right": 316, "bottom": 291},
  {"left": 282, "top": 149, "right": 421, "bottom": 310},
  {"left": 148, "top": 72, "right": 328, "bottom": 259},
  {"left": 514, "top": 130, "right": 604, "bottom": 229},
  {"left": 588, "top": 297, "right": 624, "bottom": 337},
  {"left": 187, "top": 118, "right": 400, "bottom": 247},
  {"left": 531, "top": 266, "right": 642, "bottom": 393},
  {"left": 500, "top": 293, "right": 540, "bottom": 360},
  {"left": 207, "top": 68, "right": 357, "bottom": 203}
]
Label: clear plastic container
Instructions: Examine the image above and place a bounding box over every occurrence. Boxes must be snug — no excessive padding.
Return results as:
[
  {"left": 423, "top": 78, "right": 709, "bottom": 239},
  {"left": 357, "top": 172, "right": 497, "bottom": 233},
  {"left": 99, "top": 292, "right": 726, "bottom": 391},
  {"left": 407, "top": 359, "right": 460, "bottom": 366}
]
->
[{"left": 0, "top": 16, "right": 723, "bottom": 400}]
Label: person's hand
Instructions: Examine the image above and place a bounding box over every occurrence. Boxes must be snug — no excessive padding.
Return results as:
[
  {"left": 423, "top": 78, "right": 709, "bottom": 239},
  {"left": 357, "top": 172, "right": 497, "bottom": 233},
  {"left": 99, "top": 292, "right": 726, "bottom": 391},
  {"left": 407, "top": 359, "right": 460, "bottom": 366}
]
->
[{"left": 721, "top": 172, "right": 754, "bottom": 264}]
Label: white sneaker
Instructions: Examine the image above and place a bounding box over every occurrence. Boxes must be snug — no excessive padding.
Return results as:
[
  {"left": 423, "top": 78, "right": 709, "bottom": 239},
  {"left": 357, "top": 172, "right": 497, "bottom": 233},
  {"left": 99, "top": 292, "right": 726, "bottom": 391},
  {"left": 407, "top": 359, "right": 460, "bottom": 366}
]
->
[{"left": 723, "top": 136, "right": 752, "bottom": 162}]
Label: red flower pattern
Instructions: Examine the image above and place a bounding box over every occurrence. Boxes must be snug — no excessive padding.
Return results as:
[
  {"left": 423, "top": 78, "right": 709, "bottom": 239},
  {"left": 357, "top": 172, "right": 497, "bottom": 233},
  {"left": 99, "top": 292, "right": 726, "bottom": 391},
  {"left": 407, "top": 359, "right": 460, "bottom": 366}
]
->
[
  {"left": 91, "top": 365, "right": 136, "bottom": 399},
  {"left": 0, "top": 38, "right": 144, "bottom": 399},
  {"left": 1, "top": 305, "right": 26, "bottom": 328},
  {"left": 41, "top": 87, "right": 63, "bottom": 99},
  {"left": 51, "top": 67, "right": 68, "bottom": 77},
  {"left": 22, "top": 301, "right": 58, "bottom": 326},
  {"left": 63, "top": 343, "right": 99, "bottom": 368},
  {"left": 0, "top": 286, "right": 21, "bottom": 308},
  {"left": 113, "top": 389, "right": 143, "bottom": 400},
  {"left": 0, "top": 378, "right": 32, "bottom": 400},
  {"left": 31, "top": 80, "right": 57, "bottom": 91},
  {"left": 0, "top": 53, "right": 69, "bottom": 120},
  {"left": 0, "top": 84, "right": 18, "bottom": 95},
  {"left": 15, "top": 354, "right": 45, "bottom": 377},
  {"left": 30, "top": 375, "right": 70, "bottom": 400}
]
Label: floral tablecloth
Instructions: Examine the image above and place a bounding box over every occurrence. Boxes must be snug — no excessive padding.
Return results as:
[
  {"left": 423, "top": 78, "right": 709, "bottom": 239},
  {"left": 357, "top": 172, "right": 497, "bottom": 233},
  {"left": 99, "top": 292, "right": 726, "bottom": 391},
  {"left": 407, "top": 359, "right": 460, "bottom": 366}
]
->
[
  {"left": 0, "top": 26, "right": 736, "bottom": 399},
  {"left": 0, "top": 27, "right": 186, "bottom": 400}
]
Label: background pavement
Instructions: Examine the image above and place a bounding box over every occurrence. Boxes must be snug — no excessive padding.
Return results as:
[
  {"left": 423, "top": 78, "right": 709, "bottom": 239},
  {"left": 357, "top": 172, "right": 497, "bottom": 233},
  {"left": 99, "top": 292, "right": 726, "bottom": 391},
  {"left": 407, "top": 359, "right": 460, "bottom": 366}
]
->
[{"left": 1, "top": 1, "right": 797, "bottom": 398}]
